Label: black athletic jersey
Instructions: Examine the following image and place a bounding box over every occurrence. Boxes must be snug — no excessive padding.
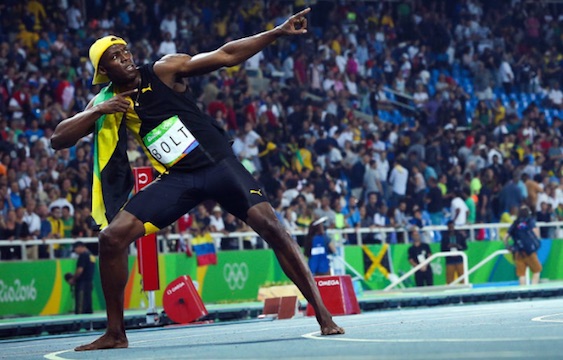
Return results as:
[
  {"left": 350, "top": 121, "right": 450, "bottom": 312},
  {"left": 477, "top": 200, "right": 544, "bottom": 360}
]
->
[{"left": 129, "top": 63, "right": 234, "bottom": 171}]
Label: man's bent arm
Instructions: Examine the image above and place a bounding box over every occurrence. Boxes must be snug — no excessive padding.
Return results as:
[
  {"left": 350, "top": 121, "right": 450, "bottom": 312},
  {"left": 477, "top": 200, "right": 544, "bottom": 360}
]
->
[
  {"left": 50, "top": 99, "right": 98, "bottom": 150},
  {"left": 51, "top": 89, "right": 137, "bottom": 150}
]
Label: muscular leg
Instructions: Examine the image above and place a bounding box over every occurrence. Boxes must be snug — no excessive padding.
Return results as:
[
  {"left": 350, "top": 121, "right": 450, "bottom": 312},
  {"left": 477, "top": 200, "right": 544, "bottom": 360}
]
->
[
  {"left": 75, "top": 211, "right": 145, "bottom": 351},
  {"left": 245, "top": 203, "right": 344, "bottom": 335}
]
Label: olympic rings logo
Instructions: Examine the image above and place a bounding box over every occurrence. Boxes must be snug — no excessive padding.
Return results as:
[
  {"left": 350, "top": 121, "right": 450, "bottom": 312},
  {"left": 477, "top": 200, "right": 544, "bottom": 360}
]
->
[{"left": 223, "top": 263, "right": 249, "bottom": 291}]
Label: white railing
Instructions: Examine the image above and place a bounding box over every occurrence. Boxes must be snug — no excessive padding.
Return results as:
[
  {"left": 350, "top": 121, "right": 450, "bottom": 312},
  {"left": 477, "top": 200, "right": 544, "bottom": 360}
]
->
[
  {"left": 1, "top": 221, "right": 562, "bottom": 261},
  {"left": 383, "top": 251, "right": 469, "bottom": 291},
  {"left": 449, "top": 249, "right": 510, "bottom": 286}
]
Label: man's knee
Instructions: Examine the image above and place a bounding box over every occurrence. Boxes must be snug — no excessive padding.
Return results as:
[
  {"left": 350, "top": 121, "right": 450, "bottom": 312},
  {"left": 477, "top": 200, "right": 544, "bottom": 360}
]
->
[
  {"left": 100, "top": 211, "right": 145, "bottom": 249},
  {"left": 99, "top": 228, "right": 123, "bottom": 252},
  {"left": 98, "top": 222, "right": 141, "bottom": 252}
]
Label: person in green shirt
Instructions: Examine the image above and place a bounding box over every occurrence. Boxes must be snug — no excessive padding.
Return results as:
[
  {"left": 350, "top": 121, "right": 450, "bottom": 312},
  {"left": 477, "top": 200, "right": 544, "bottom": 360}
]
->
[
  {"left": 438, "top": 174, "right": 448, "bottom": 196},
  {"left": 464, "top": 188, "right": 476, "bottom": 225},
  {"left": 62, "top": 206, "right": 75, "bottom": 238},
  {"left": 470, "top": 173, "right": 482, "bottom": 196}
]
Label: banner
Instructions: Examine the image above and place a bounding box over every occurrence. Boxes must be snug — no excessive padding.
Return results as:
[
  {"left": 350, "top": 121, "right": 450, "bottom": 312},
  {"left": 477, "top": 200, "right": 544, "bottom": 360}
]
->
[
  {"left": 0, "top": 240, "right": 560, "bottom": 317},
  {"left": 0, "top": 260, "right": 77, "bottom": 316}
]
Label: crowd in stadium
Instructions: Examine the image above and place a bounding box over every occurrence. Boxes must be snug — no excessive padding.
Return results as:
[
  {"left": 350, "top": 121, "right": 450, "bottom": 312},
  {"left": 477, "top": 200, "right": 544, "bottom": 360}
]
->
[{"left": 1, "top": 0, "right": 563, "bottom": 260}]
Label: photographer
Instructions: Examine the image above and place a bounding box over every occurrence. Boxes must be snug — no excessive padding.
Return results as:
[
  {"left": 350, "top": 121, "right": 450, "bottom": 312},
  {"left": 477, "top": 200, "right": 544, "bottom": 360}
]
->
[
  {"left": 502, "top": 205, "right": 542, "bottom": 285},
  {"left": 65, "top": 241, "right": 96, "bottom": 314}
]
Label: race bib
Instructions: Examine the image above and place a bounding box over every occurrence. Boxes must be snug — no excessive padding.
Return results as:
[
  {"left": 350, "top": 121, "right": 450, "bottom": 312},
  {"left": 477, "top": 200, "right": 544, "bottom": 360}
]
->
[
  {"left": 143, "top": 115, "right": 199, "bottom": 167},
  {"left": 311, "top": 246, "right": 326, "bottom": 256}
]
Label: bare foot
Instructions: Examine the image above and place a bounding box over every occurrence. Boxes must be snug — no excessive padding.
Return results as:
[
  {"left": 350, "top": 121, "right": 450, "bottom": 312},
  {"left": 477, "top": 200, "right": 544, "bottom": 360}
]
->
[
  {"left": 75, "top": 332, "right": 128, "bottom": 351},
  {"left": 320, "top": 319, "right": 345, "bottom": 336}
]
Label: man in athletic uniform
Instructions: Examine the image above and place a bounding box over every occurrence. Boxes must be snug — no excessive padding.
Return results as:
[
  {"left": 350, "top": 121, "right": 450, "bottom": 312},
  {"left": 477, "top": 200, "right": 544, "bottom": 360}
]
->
[{"left": 51, "top": 8, "right": 344, "bottom": 351}]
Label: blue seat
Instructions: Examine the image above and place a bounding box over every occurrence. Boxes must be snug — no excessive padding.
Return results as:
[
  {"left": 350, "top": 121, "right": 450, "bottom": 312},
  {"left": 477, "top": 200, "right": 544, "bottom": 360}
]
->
[{"left": 428, "top": 84, "right": 435, "bottom": 96}]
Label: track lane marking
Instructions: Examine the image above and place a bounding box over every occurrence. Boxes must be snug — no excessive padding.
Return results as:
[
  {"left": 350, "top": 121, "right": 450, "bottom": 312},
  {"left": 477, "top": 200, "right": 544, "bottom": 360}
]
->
[
  {"left": 301, "top": 331, "right": 563, "bottom": 343},
  {"left": 531, "top": 313, "right": 563, "bottom": 323}
]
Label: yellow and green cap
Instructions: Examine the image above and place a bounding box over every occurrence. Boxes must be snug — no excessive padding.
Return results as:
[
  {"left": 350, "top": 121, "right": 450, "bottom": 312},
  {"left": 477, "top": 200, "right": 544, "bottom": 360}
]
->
[{"left": 89, "top": 35, "right": 127, "bottom": 85}]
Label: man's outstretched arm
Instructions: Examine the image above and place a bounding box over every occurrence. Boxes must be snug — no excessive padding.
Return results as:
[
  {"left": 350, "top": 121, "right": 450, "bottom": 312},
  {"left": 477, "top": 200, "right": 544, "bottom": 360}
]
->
[{"left": 155, "top": 8, "right": 310, "bottom": 79}]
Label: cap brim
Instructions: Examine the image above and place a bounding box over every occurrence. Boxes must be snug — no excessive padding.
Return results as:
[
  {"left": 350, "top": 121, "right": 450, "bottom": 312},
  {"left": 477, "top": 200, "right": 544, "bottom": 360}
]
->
[{"left": 92, "top": 73, "right": 110, "bottom": 85}]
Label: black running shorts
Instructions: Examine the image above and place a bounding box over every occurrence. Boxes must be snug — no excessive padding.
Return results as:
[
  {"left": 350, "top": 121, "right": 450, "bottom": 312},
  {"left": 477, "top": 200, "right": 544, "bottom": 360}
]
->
[{"left": 124, "top": 156, "right": 268, "bottom": 233}]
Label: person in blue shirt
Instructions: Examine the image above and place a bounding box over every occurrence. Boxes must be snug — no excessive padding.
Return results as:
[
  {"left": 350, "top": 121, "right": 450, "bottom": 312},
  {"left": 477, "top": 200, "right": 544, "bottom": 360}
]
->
[{"left": 304, "top": 217, "right": 336, "bottom": 276}]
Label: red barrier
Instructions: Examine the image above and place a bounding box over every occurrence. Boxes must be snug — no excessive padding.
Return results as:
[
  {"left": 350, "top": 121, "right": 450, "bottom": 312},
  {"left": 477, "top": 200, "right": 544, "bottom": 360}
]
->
[
  {"left": 133, "top": 167, "right": 159, "bottom": 291},
  {"left": 306, "top": 275, "right": 360, "bottom": 317},
  {"left": 163, "top": 276, "right": 208, "bottom": 324}
]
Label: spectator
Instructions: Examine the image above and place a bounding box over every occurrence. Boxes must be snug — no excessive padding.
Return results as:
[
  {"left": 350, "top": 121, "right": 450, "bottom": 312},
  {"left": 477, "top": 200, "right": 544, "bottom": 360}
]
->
[
  {"left": 221, "top": 213, "right": 243, "bottom": 251},
  {"left": 23, "top": 199, "right": 41, "bottom": 259},
  {"left": 499, "top": 53, "right": 515, "bottom": 94},
  {"left": 407, "top": 230, "right": 433, "bottom": 287},
  {"left": 47, "top": 206, "right": 65, "bottom": 257},
  {"left": 373, "top": 203, "right": 390, "bottom": 244},
  {"left": 441, "top": 220, "right": 468, "bottom": 284},
  {"left": 1, "top": 209, "right": 31, "bottom": 260},
  {"left": 157, "top": 32, "right": 176, "bottom": 57},
  {"left": 536, "top": 202, "right": 554, "bottom": 239},
  {"left": 425, "top": 177, "right": 444, "bottom": 226},
  {"left": 209, "top": 206, "right": 226, "bottom": 234},
  {"left": 364, "top": 192, "right": 380, "bottom": 219},
  {"left": 464, "top": 188, "right": 476, "bottom": 225},
  {"left": 388, "top": 159, "right": 409, "bottom": 208},
  {"left": 451, "top": 190, "right": 469, "bottom": 226},
  {"left": 547, "top": 82, "right": 563, "bottom": 110}
]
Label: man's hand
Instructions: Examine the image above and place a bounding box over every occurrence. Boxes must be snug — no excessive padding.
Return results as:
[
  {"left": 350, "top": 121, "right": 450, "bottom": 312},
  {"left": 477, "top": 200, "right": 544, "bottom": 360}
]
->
[
  {"left": 277, "top": 7, "right": 310, "bottom": 36},
  {"left": 95, "top": 89, "right": 138, "bottom": 114}
]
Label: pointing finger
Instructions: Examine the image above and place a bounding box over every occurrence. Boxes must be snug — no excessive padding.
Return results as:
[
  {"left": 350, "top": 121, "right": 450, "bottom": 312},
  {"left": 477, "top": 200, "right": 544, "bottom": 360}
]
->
[{"left": 293, "top": 7, "right": 311, "bottom": 17}]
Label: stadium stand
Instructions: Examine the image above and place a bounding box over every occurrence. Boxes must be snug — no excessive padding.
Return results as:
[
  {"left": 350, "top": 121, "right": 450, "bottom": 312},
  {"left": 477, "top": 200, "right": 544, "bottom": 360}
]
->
[{"left": 1, "top": 0, "right": 563, "bottom": 259}]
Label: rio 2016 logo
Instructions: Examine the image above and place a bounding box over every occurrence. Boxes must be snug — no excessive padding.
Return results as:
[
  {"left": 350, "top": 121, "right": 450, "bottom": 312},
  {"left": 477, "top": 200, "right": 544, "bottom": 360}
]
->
[
  {"left": 0, "top": 279, "right": 37, "bottom": 303},
  {"left": 223, "top": 263, "right": 249, "bottom": 291}
]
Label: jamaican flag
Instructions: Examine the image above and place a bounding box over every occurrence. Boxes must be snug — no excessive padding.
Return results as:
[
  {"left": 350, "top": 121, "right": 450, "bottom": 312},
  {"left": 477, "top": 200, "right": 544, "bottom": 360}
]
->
[
  {"left": 362, "top": 244, "right": 392, "bottom": 282},
  {"left": 91, "top": 85, "right": 135, "bottom": 229}
]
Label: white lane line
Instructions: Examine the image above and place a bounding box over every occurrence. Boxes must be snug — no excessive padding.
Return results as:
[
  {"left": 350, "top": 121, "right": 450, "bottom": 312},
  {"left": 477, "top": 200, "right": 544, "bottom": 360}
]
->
[
  {"left": 301, "top": 331, "right": 563, "bottom": 343},
  {"left": 531, "top": 313, "right": 563, "bottom": 323},
  {"left": 364, "top": 351, "right": 553, "bottom": 360},
  {"left": 44, "top": 349, "right": 73, "bottom": 360}
]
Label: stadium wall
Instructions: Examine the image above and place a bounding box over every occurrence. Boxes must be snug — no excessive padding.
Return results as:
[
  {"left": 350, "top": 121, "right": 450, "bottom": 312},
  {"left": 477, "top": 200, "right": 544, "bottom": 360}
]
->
[{"left": 0, "top": 241, "right": 561, "bottom": 317}]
